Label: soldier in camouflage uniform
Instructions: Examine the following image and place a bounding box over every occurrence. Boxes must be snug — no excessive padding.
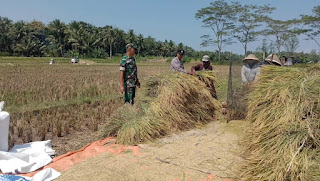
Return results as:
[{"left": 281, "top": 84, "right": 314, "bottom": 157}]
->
[{"left": 120, "top": 43, "right": 140, "bottom": 104}]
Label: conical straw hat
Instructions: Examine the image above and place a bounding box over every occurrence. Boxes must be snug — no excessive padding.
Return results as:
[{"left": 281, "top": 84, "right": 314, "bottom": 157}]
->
[
  {"left": 243, "top": 54, "right": 260, "bottom": 63},
  {"left": 265, "top": 54, "right": 282, "bottom": 66}
]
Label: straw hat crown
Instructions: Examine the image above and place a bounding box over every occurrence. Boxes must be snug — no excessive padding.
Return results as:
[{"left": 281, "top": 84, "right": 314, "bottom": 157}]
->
[
  {"left": 265, "top": 54, "right": 282, "bottom": 66},
  {"left": 243, "top": 54, "right": 260, "bottom": 63}
]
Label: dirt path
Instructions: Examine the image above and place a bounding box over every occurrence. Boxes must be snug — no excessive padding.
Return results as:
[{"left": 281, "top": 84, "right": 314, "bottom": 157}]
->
[{"left": 57, "top": 120, "right": 248, "bottom": 181}]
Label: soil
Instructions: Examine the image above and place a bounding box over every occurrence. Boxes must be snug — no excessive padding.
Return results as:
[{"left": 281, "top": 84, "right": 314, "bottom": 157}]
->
[{"left": 57, "top": 120, "right": 248, "bottom": 181}]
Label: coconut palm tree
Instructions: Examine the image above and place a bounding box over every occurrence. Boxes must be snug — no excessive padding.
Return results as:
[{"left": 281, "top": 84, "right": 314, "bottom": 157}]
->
[
  {"left": 106, "top": 26, "right": 118, "bottom": 58},
  {"left": 0, "top": 17, "right": 13, "bottom": 53},
  {"left": 48, "top": 19, "right": 67, "bottom": 56},
  {"left": 136, "top": 34, "right": 144, "bottom": 55},
  {"left": 126, "top": 29, "right": 136, "bottom": 44}
]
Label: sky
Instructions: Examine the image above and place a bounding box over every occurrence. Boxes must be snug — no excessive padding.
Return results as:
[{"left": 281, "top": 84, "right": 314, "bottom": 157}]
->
[{"left": 0, "top": 0, "right": 319, "bottom": 55}]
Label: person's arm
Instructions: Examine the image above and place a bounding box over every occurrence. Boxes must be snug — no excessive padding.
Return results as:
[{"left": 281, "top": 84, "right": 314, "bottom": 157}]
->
[
  {"left": 191, "top": 64, "right": 201, "bottom": 75},
  {"left": 241, "top": 65, "right": 248, "bottom": 84},
  {"left": 120, "top": 59, "right": 126, "bottom": 93},
  {"left": 171, "top": 58, "right": 187, "bottom": 74},
  {"left": 254, "top": 66, "right": 261, "bottom": 82},
  {"left": 120, "top": 71, "right": 125, "bottom": 93},
  {"left": 191, "top": 66, "right": 196, "bottom": 75},
  {"left": 135, "top": 65, "right": 140, "bottom": 88},
  {"left": 209, "top": 65, "right": 213, "bottom": 71}
]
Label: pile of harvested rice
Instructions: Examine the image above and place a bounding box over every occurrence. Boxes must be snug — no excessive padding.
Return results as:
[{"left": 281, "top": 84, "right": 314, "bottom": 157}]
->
[
  {"left": 240, "top": 64, "right": 320, "bottom": 181},
  {"left": 104, "top": 72, "right": 221, "bottom": 145}
]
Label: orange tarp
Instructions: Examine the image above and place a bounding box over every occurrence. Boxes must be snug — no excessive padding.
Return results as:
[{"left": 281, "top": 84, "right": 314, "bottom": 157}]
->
[{"left": 20, "top": 137, "right": 140, "bottom": 177}]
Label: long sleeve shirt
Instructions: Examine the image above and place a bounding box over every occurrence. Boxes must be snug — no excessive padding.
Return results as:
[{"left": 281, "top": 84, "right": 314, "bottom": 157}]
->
[
  {"left": 241, "top": 64, "right": 260, "bottom": 83},
  {"left": 192, "top": 63, "right": 213, "bottom": 71},
  {"left": 171, "top": 57, "right": 187, "bottom": 73}
]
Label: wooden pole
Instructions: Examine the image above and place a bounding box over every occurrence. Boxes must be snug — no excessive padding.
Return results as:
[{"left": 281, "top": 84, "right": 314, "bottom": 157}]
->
[{"left": 226, "top": 52, "right": 233, "bottom": 123}]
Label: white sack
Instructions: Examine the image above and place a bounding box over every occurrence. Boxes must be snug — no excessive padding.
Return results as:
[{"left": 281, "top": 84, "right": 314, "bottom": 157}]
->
[
  {"left": 0, "top": 101, "right": 10, "bottom": 152},
  {"left": 0, "top": 151, "right": 52, "bottom": 174},
  {"left": 0, "top": 140, "right": 56, "bottom": 174},
  {"left": 0, "top": 168, "right": 61, "bottom": 181},
  {"left": 31, "top": 168, "right": 61, "bottom": 181},
  {"left": 11, "top": 140, "right": 56, "bottom": 157}
]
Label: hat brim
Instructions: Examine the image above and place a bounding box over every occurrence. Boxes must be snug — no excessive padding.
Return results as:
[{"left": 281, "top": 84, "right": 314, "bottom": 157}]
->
[
  {"left": 202, "top": 59, "right": 210, "bottom": 62},
  {"left": 243, "top": 59, "right": 259, "bottom": 64},
  {"left": 126, "top": 45, "right": 137, "bottom": 50},
  {"left": 267, "top": 60, "right": 282, "bottom": 66}
]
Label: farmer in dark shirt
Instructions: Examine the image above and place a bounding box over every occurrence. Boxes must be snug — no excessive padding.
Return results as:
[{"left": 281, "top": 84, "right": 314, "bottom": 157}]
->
[
  {"left": 191, "top": 55, "right": 217, "bottom": 99},
  {"left": 191, "top": 55, "right": 213, "bottom": 74}
]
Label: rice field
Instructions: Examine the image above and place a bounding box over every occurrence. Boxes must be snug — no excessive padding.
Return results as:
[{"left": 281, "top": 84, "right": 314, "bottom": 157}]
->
[{"left": 0, "top": 57, "right": 241, "bottom": 154}]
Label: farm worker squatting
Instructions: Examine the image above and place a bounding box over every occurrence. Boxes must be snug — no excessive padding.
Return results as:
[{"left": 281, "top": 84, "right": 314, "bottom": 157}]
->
[
  {"left": 120, "top": 43, "right": 141, "bottom": 105},
  {"left": 241, "top": 54, "right": 261, "bottom": 84},
  {"left": 191, "top": 55, "right": 217, "bottom": 99}
]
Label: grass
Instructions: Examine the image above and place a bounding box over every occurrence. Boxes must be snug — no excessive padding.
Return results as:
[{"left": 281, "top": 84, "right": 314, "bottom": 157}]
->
[
  {"left": 0, "top": 64, "right": 120, "bottom": 111},
  {"left": 240, "top": 64, "right": 320, "bottom": 181}
]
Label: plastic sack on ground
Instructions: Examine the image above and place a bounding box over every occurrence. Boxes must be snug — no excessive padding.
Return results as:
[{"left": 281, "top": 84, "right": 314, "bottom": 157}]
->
[
  {"left": 0, "top": 101, "right": 10, "bottom": 152},
  {"left": 0, "top": 168, "right": 61, "bottom": 181},
  {"left": 0, "top": 140, "right": 56, "bottom": 174},
  {"left": 11, "top": 140, "right": 56, "bottom": 157}
]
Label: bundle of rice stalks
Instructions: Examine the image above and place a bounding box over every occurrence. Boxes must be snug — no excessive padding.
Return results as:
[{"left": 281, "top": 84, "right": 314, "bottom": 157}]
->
[
  {"left": 103, "top": 104, "right": 168, "bottom": 145},
  {"left": 104, "top": 72, "right": 221, "bottom": 145},
  {"left": 240, "top": 64, "right": 320, "bottom": 181}
]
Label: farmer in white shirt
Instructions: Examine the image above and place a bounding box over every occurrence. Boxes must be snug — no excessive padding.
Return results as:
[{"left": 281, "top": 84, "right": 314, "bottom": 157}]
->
[
  {"left": 241, "top": 54, "right": 261, "bottom": 84},
  {"left": 171, "top": 49, "right": 189, "bottom": 74}
]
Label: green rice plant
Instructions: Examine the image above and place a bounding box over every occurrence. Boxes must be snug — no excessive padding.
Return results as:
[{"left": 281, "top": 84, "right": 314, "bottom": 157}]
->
[{"left": 240, "top": 64, "right": 320, "bottom": 181}]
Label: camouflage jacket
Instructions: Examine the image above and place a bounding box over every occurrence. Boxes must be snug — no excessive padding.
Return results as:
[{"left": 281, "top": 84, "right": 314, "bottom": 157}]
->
[{"left": 120, "top": 56, "right": 139, "bottom": 87}]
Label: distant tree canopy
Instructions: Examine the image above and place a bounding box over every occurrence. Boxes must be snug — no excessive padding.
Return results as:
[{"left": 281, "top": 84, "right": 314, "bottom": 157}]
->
[
  {"left": 1, "top": 4, "right": 320, "bottom": 62},
  {"left": 0, "top": 17, "right": 199, "bottom": 59},
  {"left": 301, "top": 5, "right": 320, "bottom": 49},
  {"left": 196, "top": 1, "right": 320, "bottom": 58}
]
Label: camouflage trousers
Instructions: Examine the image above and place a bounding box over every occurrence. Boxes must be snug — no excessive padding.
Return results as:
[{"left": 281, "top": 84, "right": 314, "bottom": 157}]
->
[{"left": 124, "top": 86, "right": 136, "bottom": 105}]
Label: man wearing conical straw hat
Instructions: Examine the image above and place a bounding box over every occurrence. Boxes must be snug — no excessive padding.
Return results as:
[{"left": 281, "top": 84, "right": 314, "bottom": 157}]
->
[
  {"left": 264, "top": 54, "right": 282, "bottom": 66},
  {"left": 241, "top": 54, "right": 261, "bottom": 84}
]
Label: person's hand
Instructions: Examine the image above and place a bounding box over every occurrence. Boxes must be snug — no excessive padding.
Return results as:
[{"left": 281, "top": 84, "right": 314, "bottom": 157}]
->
[{"left": 120, "top": 86, "right": 125, "bottom": 94}]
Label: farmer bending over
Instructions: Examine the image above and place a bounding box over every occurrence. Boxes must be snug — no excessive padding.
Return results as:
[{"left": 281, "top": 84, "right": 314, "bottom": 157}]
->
[
  {"left": 191, "top": 55, "right": 217, "bottom": 99},
  {"left": 120, "top": 43, "right": 140, "bottom": 105},
  {"left": 171, "top": 49, "right": 192, "bottom": 74},
  {"left": 241, "top": 54, "right": 261, "bottom": 84},
  {"left": 191, "top": 55, "right": 213, "bottom": 74}
]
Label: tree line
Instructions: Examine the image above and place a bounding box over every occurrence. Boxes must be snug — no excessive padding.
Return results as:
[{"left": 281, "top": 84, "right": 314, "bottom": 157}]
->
[
  {"left": 0, "top": 18, "right": 199, "bottom": 59},
  {"left": 0, "top": 1, "right": 319, "bottom": 62},
  {"left": 196, "top": 0, "right": 320, "bottom": 60}
]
